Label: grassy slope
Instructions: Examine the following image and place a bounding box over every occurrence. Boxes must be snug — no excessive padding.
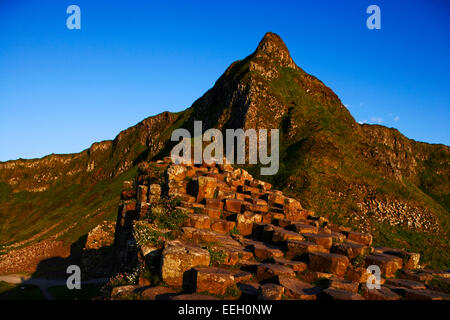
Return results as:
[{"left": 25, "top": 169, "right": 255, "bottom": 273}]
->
[
  {"left": 244, "top": 67, "right": 450, "bottom": 269},
  {"left": 0, "top": 166, "right": 138, "bottom": 251},
  {"left": 0, "top": 111, "right": 179, "bottom": 254}
]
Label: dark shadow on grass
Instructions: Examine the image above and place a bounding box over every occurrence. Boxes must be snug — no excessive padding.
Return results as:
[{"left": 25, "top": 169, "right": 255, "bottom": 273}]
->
[{"left": 0, "top": 234, "right": 114, "bottom": 300}]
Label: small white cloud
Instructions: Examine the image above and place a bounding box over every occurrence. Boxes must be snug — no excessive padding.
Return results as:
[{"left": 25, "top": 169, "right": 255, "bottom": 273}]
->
[
  {"left": 394, "top": 116, "right": 400, "bottom": 122},
  {"left": 370, "top": 116, "right": 383, "bottom": 124},
  {"left": 358, "top": 120, "right": 368, "bottom": 124}
]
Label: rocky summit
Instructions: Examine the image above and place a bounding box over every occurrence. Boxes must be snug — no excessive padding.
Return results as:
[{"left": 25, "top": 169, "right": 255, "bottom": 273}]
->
[{"left": 0, "top": 32, "right": 449, "bottom": 300}]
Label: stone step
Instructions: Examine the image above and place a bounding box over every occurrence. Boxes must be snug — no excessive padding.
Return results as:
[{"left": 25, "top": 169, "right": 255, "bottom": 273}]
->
[
  {"left": 420, "top": 269, "right": 450, "bottom": 279},
  {"left": 273, "top": 257, "right": 307, "bottom": 272},
  {"left": 258, "top": 283, "right": 284, "bottom": 300},
  {"left": 285, "top": 240, "right": 328, "bottom": 258},
  {"left": 210, "top": 219, "right": 236, "bottom": 234},
  {"left": 304, "top": 219, "right": 320, "bottom": 228},
  {"left": 190, "top": 267, "right": 236, "bottom": 295},
  {"left": 180, "top": 227, "right": 221, "bottom": 243},
  {"left": 251, "top": 223, "right": 274, "bottom": 242},
  {"left": 320, "top": 288, "right": 364, "bottom": 300},
  {"left": 202, "top": 207, "right": 222, "bottom": 219},
  {"left": 398, "top": 269, "right": 433, "bottom": 282},
  {"left": 219, "top": 245, "right": 254, "bottom": 265},
  {"left": 285, "top": 209, "right": 313, "bottom": 222},
  {"left": 232, "top": 270, "right": 253, "bottom": 283},
  {"left": 271, "top": 213, "right": 285, "bottom": 220},
  {"left": 373, "top": 246, "right": 420, "bottom": 270},
  {"left": 265, "top": 192, "right": 285, "bottom": 206},
  {"left": 346, "top": 266, "right": 371, "bottom": 283},
  {"left": 364, "top": 253, "right": 403, "bottom": 278},
  {"left": 328, "top": 223, "right": 352, "bottom": 233},
  {"left": 302, "top": 233, "right": 333, "bottom": 250},
  {"left": 223, "top": 199, "right": 250, "bottom": 213},
  {"left": 180, "top": 195, "right": 196, "bottom": 203},
  {"left": 308, "top": 252, "right": 350, "bottom": 277},
  {"left": 256, "top": 263, "right": 296, "bottom": 282},
  {"left": 205, "top": 198, "right": 224, "bottom": 210},
  {"left": 385, "top": 278, "right": 426, "bottom": 290},
  {"left": 249, "top": 241, "right": 285, "bottom": 260},
  {"left": 360, "top": 286, "right": 401, "bottom": 300},
  {"left": 243, "top": 203, "right": 269, "bottom": 213},
  {"left": 402, "top": 289, "right": 450, "bottom": 300},
  {"left": 184, "top": 214, "right": 211, "bottom": 229},
  {"left": 110, "top": 285, "right": 141, "bottom": 300},
  {"left": 269, "top": 206, "right": 284, "bottom": 214},
  {"left": 342, "top": 231, "right": 373, "bottom": 246},
  {"left": 271, "top": 228, "right": 304, "bottom": 243},
  {"left": 260, "top": 212, "right": 274, "bottom": 224},
  {"left": 328, "top": 232, "right": 346, "bottom": 243},
  {"left": 161, "top": 240, "right": 210, "bottom": 287},
  {"left": 236, "top": 212, "right": 263, "bottom": 235},
  {"left": 385, "top": 285, "right": 450, "bottom": 300},
  {"left": 273, "top": 218, "right": 295, "bottom": 228},
  {"left": 327, "top": 278, "right": 359, "bottom": 293},
  {"left": 286, "top": 222, "right": 318, "bottom": 234},
  {"left": 140, "top": 286, "right": 177, "bottom": 300},
  {"left": 215, "top": 234, "right": 242, "bottom": 247},
  {"left": 331, "top": 241, "right": 370, "bottom": 260},
  {"left": 237, "top": 282, "right": 260, "bottom": 300},
  {"left": 277, "top": 276, "right": 320, "bottom": 300},
  {"left": 246, "top": 197, "right": 268, "bottom": 206},
  {"left": 301, "top": 271, "right": 334, "bottom": 283}
]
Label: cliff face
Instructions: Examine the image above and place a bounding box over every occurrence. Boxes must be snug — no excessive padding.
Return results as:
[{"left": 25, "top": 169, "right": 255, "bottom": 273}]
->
[
  {"left": 0, "top": 32, "right": 448, "bottom": 268},
  {"left": 0, "top": 112, "right": 179, "bottom": 250},
  {"left": 0, "top": 112, "right": 178, "bottom": 193}
]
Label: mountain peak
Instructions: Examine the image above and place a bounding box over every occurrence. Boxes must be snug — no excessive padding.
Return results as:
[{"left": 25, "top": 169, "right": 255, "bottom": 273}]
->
[{"left": 253, "top": 32, "right": 297, "bottom": 69}]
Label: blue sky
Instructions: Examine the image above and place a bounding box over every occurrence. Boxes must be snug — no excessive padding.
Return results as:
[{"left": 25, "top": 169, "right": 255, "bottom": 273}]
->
[{"left": 0, "top": 0, "right": 449, "bottom": 161}]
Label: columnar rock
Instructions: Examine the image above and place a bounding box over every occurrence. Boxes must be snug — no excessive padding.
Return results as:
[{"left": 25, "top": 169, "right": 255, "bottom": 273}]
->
[
  {"left": 286, "top": 240, "right": 327, "bottom": 258},
  {"left": 148, "top": 184, "right": 161, "bottom": 203},
  {"left": 105, "top": 156, "right": 449, "bottom": 301},
  {"left": 343, "top": 231, "right": 373, "bottom": 246},
  {"left": 320, "top": 288, "right": 365, "bottom": 300},
  {"left": 277, "top": 276, "right": 320, "bottom": 300},
  {"left": 256, "top": 264, "right": 296, "bottom": 282},
  {"left": 374, "top": 247, "right": 420, "bottom": 270},
  {"left": 309, "top": 252, "right": 350, "bottom": 277},
  {"left": 258, "top": 283, "right": 284, "bottom": 300},
  {"left": 360, "top": 286, "right": 401, "bottom": 300},
  {"left": 190, "top": 267, "right": 236, "bottom": 295},
  {"left": 194, "top": 176, "right": 218, "bottom": 202},
  {"left": 137, "top": 185, "right": 148, "bottom": 203},
  {"left": 161, "top": 241, "right": 210, "bottom": 287},
  {"left": 332, "top": 242, "right": 369, "bottom": 260},
  {"left": 364, "top": 254, "right": 403, "bottom": 278},
  {"left": 236, "top": 212, "right": 262, "bottom": 235}
]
